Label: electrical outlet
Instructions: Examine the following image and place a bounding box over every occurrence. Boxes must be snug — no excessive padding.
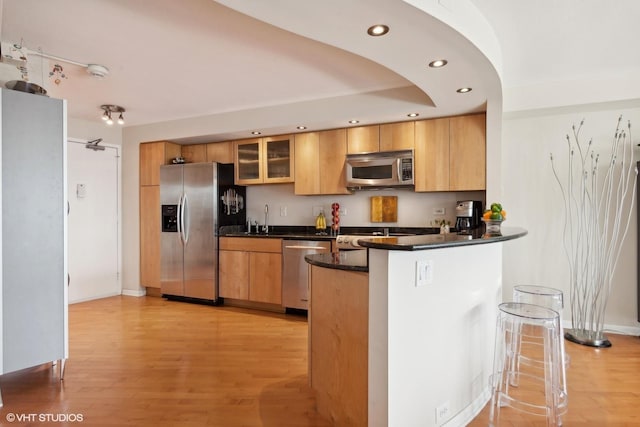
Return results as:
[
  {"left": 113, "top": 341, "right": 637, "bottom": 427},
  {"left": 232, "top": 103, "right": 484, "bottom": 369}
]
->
[
  {"left": 280, "top": 206, "right": 287, "bottom": 217},
  {"left": 433, "top": 207, "right": 445, "bottom": 215},
  {"left": 415, "top": 260, "right": 433, "bottom": 287},
  {"left": 339, "top": 208, "right": 347, "bottom": 216},
  {"left": 436, "top": 400, "right": 451, "bottom": 424}
]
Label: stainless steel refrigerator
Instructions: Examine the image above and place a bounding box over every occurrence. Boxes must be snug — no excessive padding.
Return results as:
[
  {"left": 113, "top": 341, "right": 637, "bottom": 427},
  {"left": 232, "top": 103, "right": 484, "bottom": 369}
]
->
[{"left": 160, "top": 162, "right": 245, "bottom": 302}]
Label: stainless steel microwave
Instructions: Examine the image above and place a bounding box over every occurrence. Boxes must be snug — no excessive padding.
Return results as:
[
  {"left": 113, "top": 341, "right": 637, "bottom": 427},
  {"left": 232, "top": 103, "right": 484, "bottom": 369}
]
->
[{"left": 345, "top": 149, "right": 414, "bottom": 190}]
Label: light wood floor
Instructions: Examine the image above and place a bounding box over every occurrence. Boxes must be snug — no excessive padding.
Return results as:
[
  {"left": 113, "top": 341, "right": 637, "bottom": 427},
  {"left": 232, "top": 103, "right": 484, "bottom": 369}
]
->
[
  {"left": 470, "top": 330, "right": 640, "bottom": 426},
  {"left": 0, "top": 295, "right": 639, "bottom": 426}
]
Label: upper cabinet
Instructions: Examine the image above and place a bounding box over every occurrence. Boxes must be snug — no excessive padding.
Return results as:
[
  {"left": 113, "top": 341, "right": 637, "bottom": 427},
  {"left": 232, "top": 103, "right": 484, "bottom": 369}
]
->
[
  {"left": 294, "top": 129, "right": 351, "bottom": 195},
  {"left": 181, "top": 141, "right": 234, "bottom": 164},
  {"left": 380, "top": 121, "right": 415, "bottom": 152},
  {"left": 347, "top": 122, "right": 415, "bottom": 154},
  {"left": 206, "top": 141, "right": 234, "bottom": 164},
  {"left": 414, "top": 113, "right": 486, "bottom": 192},
  {"left": 347, "top": 125, "right": 380, "bottom": 154},
  {"left": 181, "top": 144, "right": 207, "bottom": 163},
  {"left": 140, "top": 141, "right": 181, "bottom": 186},
  {"left": 235, "top": 135, "right": 294, "bottom": 185},
  {"left": 449, "top": 114, "right": 486, "bottom": 191}
]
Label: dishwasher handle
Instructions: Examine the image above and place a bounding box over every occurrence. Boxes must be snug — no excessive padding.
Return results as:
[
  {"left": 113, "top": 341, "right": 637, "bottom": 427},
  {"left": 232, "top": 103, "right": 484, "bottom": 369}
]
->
[{"left": 284, "top": 245, "right": 330, "bottom": 250}]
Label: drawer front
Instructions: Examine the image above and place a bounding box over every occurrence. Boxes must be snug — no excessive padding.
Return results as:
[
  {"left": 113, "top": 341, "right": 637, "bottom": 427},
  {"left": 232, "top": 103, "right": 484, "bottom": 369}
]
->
[{"left": 220, "top": 237, "right": 282, "bottom": 253}]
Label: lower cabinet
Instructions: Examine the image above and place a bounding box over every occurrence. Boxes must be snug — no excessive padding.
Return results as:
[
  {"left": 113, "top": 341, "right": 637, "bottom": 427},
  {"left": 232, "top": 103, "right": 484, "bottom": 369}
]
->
[
  {"left": 219, "top": 237, "right": 282, "bottom": 305},
  {"left": 218, "top": 250, "right": 250, "bottom": 300}
]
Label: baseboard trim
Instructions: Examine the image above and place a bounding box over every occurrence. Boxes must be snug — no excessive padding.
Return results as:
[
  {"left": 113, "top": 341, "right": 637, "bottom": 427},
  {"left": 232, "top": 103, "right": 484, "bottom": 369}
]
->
[
  {"left": 561, "top": 320, "right": 640, "bottom": 337},
  {"left": 122, "top": 288, "right": 146, "bottom": 297},
  {"left": 443, "top": 387, "right": 491, "bottom": 427}
]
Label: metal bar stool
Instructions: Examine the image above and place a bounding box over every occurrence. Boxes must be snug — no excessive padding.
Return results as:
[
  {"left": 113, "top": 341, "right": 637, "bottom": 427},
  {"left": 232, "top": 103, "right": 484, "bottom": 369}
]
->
[
  {"left": 513, "top": 285, "right": 569, "bottom": 409},
  {"left": 489, "top": 302, "right": 564, "bottom": 426}
]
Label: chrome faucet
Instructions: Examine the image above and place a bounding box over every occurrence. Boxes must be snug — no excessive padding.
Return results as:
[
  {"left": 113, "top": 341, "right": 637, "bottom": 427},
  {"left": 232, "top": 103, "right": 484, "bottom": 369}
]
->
[{"left": 263, "top": 204, "right": 269, "bottom": 234}]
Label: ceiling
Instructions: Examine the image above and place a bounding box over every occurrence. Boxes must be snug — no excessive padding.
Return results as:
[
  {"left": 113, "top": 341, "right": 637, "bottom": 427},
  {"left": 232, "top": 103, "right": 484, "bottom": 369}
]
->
[{"left": 0, "top": 0, "right": 637, "bottom": 143}]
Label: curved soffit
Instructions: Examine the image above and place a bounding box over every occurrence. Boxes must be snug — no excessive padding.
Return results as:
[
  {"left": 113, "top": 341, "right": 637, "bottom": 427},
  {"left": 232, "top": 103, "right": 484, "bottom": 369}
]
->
[{"left": 214, "top": 0, "right": 503, "bottom": 119}]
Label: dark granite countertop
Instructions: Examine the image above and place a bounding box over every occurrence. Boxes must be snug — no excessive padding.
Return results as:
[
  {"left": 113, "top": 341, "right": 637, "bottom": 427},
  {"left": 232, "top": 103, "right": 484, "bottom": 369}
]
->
[
  {"left": 357, "top": 226, "right": 527, "bottom": 251},
  {"left": 304, "top": 227, "right": 527, "bottom": 271},
  {"left": 305, "top": 250, "right": 368, "bottom": 272},
  {"left": 220, "top": 225, "right": 441, "bottom": 241}
]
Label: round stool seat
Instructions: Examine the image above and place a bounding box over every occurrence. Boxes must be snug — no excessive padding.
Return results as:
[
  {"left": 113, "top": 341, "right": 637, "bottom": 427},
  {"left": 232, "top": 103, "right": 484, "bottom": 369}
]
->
[
  {"left": 499, "top": 301, "right": 559, "bottom": 320},
  {"left": 513, "top": 285, "right": 563, "bottom": 311}
]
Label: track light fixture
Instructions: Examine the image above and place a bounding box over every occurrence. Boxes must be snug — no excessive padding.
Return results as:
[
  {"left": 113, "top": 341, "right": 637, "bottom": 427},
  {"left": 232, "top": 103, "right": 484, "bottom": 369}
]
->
[{"left": 100, "top": 105, "right": 125, "bottom": 126}]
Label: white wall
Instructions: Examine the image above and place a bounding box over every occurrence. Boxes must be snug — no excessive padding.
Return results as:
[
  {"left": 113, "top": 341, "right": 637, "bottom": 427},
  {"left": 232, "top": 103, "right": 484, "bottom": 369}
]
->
[
  {"left": 368, "top": 243, "right": 502, "bottom": 426},
  {"left": 245, "top": 184, "right": 484, "bottom": 229},
  {"left": 68, "top": 117, "right": 123, "bottom": 147},
  {"left": 501, "top": 103, "right": 640, "bottom": 332}
]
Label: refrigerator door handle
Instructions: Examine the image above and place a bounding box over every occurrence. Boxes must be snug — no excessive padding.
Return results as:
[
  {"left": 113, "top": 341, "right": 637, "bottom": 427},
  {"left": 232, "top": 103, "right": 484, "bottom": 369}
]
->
[
  {"left": 177, "top": 194, "right": 184, "bottom": 244},
  {"left": 182, "top": 193, "right": 189, "bottom": 245}
]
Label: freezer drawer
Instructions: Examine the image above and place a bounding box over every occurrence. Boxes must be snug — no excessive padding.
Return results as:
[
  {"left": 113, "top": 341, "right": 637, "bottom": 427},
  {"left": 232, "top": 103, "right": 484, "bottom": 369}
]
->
[{"left": 282, "top": 240, "right": 332, "bottom": 310}]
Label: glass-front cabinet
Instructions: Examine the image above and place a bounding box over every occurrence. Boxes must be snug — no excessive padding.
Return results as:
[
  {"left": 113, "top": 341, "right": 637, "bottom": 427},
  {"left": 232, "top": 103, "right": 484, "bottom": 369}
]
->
[
  {"left": 236, "top": 138, "right": 262, "bottom": 184},
  {"left": 235, "top": 135, "right": 294, "bottom": 184}
]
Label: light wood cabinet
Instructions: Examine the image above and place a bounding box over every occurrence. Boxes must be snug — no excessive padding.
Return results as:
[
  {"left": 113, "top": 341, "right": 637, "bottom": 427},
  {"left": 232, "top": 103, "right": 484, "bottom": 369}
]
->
[
  {"left": 181, "top": 144, "right": 207, "bottom": 163},
  {"left": 235, "top": 135, "right": 294, "bottom": 185},
  {"left": 294, "top": 132, "right": 320, "bottom": 194},
  {"left": 310, "top": 265, "right": 368, "bottom": 426},
  {"left": 219, "top": 237, "right": 282, "bottom": 305},
  {"left": 414, "top": 118, "right": 450, "bottom": 191},
  {"left": 249, "top": 252, "right": 282, "bottom": 304},
  {"left": 414, "top": 114, "right": 485, "bottom": 192},
  {"left": 294, "top": 129, "right": 351, "bottom": 195},
  {"left": 139, "top": 140, "right": 180, "bottom": 289},
  {"left": 206, "top": 141, "right": 234, "bottom": 163},
  {"left": 380, "top": 121, "right": 415, "bottom": 151},
  {"left": 449, "top": 114, "right": 486, "bottom": 191},
  {"left": 219, "top": 250, "right": 249, "bottom": 300},
  {"left": 139, "top": 141, "right": 181, "bottom": 186},
  {"left": 140, "top": 186, "right": 161, "bottom": 288},
  {"left": 179, "top": 142, "right": 234, "bottom": 164},
  {"left": 347, "top": 122, "right": 414, "bottom": 154},
  {"left": 347, "top": 125, "right": 379, "bottom": 154}
]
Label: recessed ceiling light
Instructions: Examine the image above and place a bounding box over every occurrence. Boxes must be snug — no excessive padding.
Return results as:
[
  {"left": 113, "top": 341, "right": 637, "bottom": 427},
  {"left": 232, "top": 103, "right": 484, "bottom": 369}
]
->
[
  {"left": 428, "top": 59, "right": 448, "bottom": 68},
  {"left": 297, "top": 126, "right": 307, "bottom": 130},
  {"left": 251, "top": 131, "right": 261, "bottom": 135},
  {"left": 349, "top": 120, "right": 360, "bottom": 124},
  {"left": 367, "top": 24, "right": 389, "bottom": 37},
  {"left": 407, "top": 113, "right": 419, "bottom": 118},
  {"left": 456, "top": 87, "right": 472, "bottom": 94}
]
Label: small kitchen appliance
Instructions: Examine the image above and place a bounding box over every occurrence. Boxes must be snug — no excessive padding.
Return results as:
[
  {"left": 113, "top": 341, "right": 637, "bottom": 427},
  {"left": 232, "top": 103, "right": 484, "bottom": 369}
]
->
[{"left": 455, "top": 200, "right": 483, "bottom": 233}]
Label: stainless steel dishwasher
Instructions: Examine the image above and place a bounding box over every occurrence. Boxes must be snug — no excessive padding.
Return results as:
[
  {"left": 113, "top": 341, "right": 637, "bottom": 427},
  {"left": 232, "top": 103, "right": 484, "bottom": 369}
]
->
[{"left": 282, "top": 240, "right": 332, "bottom": 310}]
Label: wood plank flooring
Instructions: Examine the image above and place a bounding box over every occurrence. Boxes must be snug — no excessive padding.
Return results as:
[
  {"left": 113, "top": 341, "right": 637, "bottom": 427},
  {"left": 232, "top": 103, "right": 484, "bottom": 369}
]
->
[
  {"left": 0, "top": 296, "right": 330, "bottom": 427},
  {"left": 0, "top": 295, "right": 639, "bottom": 426},
  {"left": 469, "top": 332, "right": 640, "bottom": 426}
]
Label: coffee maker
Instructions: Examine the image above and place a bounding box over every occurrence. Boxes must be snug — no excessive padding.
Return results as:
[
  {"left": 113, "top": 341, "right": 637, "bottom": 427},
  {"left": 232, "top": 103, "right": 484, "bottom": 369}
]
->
[{"left": 455, "top": 200, "right": 483, "bottom": 233}]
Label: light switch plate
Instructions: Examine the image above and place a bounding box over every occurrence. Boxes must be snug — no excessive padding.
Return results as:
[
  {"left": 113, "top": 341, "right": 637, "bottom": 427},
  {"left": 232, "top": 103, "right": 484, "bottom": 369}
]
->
[
  {"left": 415, "top": 260, "right": 433, "bottom": 287},
  {"left": 76, "top": 183, "right": 86, "bottom": 198}
]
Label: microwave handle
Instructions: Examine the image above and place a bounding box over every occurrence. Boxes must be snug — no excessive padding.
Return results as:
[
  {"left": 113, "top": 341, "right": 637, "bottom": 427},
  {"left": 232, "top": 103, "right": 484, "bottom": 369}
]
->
[{"left": 396, "top": 158, "right": 402, "bottom": 182}]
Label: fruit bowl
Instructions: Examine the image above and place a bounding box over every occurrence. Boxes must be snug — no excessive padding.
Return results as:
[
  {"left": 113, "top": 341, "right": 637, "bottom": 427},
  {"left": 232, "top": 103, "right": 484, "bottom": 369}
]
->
[{"left": 482, "top": 218, "right": 503, "bottom": 235}]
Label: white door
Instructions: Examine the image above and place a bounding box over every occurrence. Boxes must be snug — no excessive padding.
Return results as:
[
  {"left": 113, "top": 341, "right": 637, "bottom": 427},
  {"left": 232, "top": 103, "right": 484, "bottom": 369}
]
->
[{"left": 67, "top": 140, "right": 121, "bottom": 303}]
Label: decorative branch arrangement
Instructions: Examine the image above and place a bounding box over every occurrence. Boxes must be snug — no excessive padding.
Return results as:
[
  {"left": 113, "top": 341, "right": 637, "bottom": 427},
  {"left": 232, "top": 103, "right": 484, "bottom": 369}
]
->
[{"left": 550, "top": 116, "right": 637, "bottom": 347}]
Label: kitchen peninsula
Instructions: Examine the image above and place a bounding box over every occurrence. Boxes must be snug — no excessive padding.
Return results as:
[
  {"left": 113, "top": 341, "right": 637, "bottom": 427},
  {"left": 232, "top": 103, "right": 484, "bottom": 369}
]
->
[{"left": 305, "top": 227, "right": 527, "bottom": 427}]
